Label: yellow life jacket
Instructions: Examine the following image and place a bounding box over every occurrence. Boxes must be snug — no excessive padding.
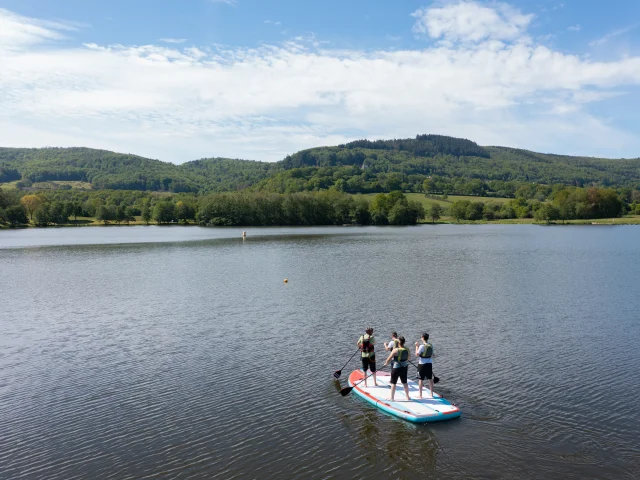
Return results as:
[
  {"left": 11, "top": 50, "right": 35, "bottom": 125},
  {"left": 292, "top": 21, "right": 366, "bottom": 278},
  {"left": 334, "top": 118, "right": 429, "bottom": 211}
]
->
[{"left": 419, "top": 342, "right": 433, "bottom": 358}]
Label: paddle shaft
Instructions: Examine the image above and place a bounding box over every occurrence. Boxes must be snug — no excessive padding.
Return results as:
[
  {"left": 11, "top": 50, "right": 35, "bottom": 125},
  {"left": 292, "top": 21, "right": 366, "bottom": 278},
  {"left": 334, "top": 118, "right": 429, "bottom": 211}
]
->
[
  {"left": 337, "top": 348, "right": 360, "bottom": 372},
  {"left": 340, "top": 364, "right": 388, "bottom": 396},
  {"left": 351, "top": 363, "right": 388, "bottom": 388}
]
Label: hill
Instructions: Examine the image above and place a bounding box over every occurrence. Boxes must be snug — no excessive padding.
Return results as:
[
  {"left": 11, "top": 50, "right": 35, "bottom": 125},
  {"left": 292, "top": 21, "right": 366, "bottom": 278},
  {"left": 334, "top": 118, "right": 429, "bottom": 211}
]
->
[
  {"left": 1, "top": 135, "right": 640, "bottom": 195},
  {"left": 0, "top": 148, "right": 274, "bottom": 193}
]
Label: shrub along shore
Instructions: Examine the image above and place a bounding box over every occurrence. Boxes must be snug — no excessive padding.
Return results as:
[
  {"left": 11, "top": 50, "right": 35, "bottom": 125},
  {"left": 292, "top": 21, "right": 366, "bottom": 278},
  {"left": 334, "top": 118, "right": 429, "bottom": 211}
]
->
[{"left": 1, "top": 186, "right": 640, "bottom": 229}]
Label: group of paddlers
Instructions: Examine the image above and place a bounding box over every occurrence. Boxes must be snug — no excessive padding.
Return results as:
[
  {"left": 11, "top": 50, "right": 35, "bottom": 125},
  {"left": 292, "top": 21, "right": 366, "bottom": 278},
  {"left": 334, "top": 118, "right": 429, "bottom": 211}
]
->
[{"left": 357, "top": 327, "right": 434, "bottom": 401}]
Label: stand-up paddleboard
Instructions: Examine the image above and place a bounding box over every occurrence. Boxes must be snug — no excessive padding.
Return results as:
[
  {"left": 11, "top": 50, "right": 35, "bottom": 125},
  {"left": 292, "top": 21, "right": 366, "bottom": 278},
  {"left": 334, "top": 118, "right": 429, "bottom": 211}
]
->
[{"left": 347, "top": 370, "right": 461, "bottom": 423}]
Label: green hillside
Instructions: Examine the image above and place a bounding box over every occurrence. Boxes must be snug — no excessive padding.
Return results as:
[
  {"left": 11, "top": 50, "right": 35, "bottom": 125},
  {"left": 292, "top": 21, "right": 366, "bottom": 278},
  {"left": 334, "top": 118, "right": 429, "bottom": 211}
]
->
[{"left": 2, "top": 135, "right": 640, "bottom": 195}]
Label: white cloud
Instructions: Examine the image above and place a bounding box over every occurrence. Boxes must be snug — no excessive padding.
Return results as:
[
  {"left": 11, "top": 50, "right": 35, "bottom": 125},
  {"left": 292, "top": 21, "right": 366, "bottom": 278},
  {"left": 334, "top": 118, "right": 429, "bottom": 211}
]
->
[
  {"left": 0, "top": 8, "right": 77, "bottom": 49},
  {"left": 568, "top": 25, "right": 581, "bottom": 32},
  {"left": 589, "top": 24, "right": 640, "bottom": 47},
  {"left": 411, "top": 1, "right": 533, "bottom": 43},
  {"left": 159, "top": 38, "right": 187, "bottom": 44},
  {"left": 265, "top": 20, "right": 282, "bottom": 26},
  {"left": 1, "top": 5, "right": 640, "bottom": 162}
]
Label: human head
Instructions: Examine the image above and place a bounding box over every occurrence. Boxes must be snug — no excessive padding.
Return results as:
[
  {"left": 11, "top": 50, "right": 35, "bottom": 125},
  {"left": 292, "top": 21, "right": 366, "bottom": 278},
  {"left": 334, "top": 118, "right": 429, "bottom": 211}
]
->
[
  {"left": 366, "top": 327, "right": 373, "bottom": 335},
  {"left": 422, "top": 333, "right": 429, "bottom": 342},
  {"left": 391, "top": 331, "right": 397, "bottom": 339},
  {"left": 398, "top": 336, "right": 405, "bottom": 346}
]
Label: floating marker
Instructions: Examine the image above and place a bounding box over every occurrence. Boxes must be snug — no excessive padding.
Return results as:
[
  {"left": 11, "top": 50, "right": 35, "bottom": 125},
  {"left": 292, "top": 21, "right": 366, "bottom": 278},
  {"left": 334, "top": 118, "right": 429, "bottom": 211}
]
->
[{"left": 284, "top": 278, "right": 288, "bottom": 284}]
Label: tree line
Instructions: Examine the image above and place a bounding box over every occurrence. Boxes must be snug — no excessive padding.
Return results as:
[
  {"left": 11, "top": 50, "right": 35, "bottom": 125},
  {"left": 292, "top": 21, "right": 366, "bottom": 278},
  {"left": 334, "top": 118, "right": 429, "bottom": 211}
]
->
[
  {"left": 0, "top": 189, "right": 426, "bottom": 228},
  {"left": 443, "top": 187, "right": 638, "bottom": 222},
  {"left": 197, "top": 191, "right": 423, "bottom": 226}
]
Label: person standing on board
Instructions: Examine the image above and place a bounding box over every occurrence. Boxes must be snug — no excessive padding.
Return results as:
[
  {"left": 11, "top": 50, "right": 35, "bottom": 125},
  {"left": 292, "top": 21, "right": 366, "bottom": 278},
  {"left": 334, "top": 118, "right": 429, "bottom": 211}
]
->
[
  {"left": 357, "top": 327, "right": 378, "bottom": 387},
  {"left": 384, "top": 331, "right": 399, "bottom": 351},
  {"left": 383, "top": 336, "right": 411, "bottom": 401},
  {"left": 415, "top": 333, "right": 434, "bottom": 398}
]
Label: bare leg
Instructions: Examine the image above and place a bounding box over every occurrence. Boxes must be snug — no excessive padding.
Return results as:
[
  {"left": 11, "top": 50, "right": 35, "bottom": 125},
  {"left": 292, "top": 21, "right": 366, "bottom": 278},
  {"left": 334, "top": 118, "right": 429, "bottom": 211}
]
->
[
  {"left": 388, "top": 384, "right": 396, "bottom": 401},
  {"left": 373, "top": 371, "right": 378, "bottom": 387},
  {"left": 403, "top": 382, "right": 410, "bottom": 401},
  {"left": 418, "top": 379, "right": 423, "bottom": 398},
  {"left": 429, "top": 378, "right": 434, "bottom": 397}
]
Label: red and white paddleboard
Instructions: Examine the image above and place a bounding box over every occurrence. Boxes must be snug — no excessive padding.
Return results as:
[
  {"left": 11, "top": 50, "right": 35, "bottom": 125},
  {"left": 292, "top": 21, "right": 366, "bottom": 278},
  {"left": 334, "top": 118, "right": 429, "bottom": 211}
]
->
[{"left": 347, "top": 370, "right": 461, "bottom": 423}]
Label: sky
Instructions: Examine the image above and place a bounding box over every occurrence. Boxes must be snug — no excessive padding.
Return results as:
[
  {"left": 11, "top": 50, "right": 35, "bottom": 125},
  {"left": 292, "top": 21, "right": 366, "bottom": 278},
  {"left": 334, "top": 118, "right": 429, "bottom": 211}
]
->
[{"left": 2, "top": 0, "right": 640, "bottom": 163}]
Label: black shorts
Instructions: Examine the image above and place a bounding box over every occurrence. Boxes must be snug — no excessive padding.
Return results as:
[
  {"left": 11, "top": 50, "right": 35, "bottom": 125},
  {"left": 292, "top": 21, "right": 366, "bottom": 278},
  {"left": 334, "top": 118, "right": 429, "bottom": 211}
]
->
[
  {"left": 418, "top": 362, "right": 432, "bottom": 380},
  {"left": 361, "top": 356, "right": 376, "bottom": 373},
  {"left": 390, "top": 366, "right": 408, "bottom": 384}
]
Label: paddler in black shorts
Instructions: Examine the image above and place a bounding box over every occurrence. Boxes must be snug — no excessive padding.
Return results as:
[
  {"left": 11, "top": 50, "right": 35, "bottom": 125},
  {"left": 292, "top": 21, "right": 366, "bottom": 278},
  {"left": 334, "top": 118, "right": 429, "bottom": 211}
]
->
[
  {"left": 383, "top": 336, "right": 411, "bottom": 401},
  {"left": 357, "top": 327, "right": 378, "bottom": 387},
  {"left": 415, "top": 332, "right": 434, "bottom": 398}
]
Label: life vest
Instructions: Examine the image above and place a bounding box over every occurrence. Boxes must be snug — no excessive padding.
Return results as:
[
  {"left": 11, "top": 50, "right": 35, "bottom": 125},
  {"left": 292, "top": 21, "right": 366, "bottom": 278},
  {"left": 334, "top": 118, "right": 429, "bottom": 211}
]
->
[
  {"left": 419, "top": 342, "right": 433, "bottom": 358},
  {"left": 394, "top": 347, "right": 408, "bottom": 365},
  {"left": 361, "top": 334, "right": 375, "bottom": 355}
]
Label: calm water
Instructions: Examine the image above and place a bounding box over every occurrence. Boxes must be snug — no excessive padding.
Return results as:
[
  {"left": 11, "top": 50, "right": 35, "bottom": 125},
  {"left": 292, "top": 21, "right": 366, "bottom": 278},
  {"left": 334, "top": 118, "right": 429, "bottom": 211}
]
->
[{"left": 1, "top": 225, "right": 639, "bottom": 479}]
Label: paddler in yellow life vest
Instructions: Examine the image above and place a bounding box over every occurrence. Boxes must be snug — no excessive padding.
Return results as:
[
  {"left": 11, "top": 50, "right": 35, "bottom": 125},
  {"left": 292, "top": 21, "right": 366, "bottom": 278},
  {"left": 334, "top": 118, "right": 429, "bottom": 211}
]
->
[
  {"left": 383, "top": 336, "right": 411, "bottom": 401},
  {"left": 357, "top": 327, "right": 378, "bottom": 387},
  {"left": 384, "top": 331, "right": 399, "bottom": 351},
  {"left": 415, "top": 333, "right": 434, "bottom": 398}
]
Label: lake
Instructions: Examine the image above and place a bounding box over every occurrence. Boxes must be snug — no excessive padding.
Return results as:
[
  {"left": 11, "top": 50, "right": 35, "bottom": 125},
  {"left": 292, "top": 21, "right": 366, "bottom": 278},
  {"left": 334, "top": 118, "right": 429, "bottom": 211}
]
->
[{"left": 1, "top": 225, "right": 639, "bottom": 479}]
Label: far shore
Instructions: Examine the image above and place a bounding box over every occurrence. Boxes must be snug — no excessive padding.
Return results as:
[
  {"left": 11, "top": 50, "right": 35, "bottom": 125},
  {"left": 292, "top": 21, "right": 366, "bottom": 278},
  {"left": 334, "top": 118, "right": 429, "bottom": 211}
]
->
[{"left": 3, "top": 215, "right": 640, "bottom": 230}]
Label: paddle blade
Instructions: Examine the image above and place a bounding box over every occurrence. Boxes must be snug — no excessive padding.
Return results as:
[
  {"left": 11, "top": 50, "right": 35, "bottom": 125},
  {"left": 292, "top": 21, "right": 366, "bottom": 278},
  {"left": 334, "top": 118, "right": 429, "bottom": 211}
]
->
[
  {"left": 433, "top": 375, "right": 440, "bottom": 384},
  {"left": 333, "top": 370, "right": 342, "bottom": 379},
  {"left": 339, "top": 386, "right": 354, "bottom": 396}
]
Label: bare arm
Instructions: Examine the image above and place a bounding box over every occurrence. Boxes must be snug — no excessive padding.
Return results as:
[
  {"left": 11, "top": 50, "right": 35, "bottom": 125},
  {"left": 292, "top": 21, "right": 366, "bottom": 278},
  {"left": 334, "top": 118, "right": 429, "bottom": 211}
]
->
[{"left": 383, "top": 348, "right": 398, "bottom": 366}]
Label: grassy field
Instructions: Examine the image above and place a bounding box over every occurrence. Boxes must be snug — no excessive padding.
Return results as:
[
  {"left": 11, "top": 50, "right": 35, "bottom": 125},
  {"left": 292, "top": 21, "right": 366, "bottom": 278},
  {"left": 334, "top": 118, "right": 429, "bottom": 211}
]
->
[{"left": 357, "top": 193, "right": 512, "bottom": 209}]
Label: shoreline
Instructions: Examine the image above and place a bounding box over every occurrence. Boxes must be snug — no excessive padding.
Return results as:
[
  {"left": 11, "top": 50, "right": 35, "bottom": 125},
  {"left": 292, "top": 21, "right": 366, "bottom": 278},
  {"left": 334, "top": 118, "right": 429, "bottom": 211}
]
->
[{"left": 2, "top": 216, "right": 639, "bottom": 230}]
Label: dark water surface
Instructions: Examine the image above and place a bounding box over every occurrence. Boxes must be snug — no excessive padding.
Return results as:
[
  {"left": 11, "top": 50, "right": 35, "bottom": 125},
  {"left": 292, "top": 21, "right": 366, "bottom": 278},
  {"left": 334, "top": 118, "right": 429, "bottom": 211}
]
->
[{"left": 1, "top": 225, "right": 639, "bottom": 479}]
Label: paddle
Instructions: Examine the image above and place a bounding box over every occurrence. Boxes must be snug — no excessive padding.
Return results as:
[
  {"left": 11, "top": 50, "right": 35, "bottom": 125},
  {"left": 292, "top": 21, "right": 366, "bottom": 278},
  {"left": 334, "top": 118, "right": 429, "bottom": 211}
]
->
[
  {"left": 409, "top": 360, "right": 439, "bottom": 384},
  {"left": 339, "top": 365, "right": 387, "bottom": 397},
  {"left": 333, "top": 348, "right": 360, "bottom": 379}
]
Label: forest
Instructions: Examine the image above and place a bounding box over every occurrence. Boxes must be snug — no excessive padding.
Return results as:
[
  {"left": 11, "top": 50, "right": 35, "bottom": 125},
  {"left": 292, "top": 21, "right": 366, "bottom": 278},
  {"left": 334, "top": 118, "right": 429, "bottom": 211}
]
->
[{"left": 1, "top": 135, "right": 640, "bottom": 196}]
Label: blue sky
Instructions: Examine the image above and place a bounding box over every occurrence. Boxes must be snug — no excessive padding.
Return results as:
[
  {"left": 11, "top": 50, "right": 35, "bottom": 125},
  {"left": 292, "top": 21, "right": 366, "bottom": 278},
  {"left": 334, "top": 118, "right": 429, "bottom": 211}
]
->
[{"left": 1, "top": 0, "right": 640, "bottom": 162}]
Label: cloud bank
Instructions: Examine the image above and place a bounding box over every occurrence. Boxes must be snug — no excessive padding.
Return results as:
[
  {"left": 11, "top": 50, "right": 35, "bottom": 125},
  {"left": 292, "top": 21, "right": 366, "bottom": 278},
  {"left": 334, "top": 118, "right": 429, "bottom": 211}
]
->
[{"left": 1, "top": 2, "right": 640, "bottom": 162}]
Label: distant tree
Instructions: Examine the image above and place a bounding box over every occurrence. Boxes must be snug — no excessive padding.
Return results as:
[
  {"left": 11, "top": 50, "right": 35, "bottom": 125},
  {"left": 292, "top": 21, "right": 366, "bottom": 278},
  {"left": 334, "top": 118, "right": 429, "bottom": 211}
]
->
[
  {"left": 466, "top": 202, "right": 484, "bottom": 221},
  {"left": 408, "top": 201, "right": 425, "bottom": 224},
  {"left": 97, "top": 205, "right": 115, "bottom": 225},
  {"left": 115, "top": 205, "right": 126, "bottom": 225},
  {"left": 124, "top": 206, "right": 136, "bottom": 224},
  {"left": 534, "top": 204, "right": 560, "bottom": 224},
  {"left": 350, "top": 198, "right": 370, "bottom": 225},
  {"left": 429, "top": 203, "right": 442, "bottom": 223},
  {"left": 388, "top": 203, "right": 411, "bottom": 225},
  {"left": 370, "top": 193, "right": 389, "bottom": 225},
  {"left": 20, "top": 195, "right": 43, "bottom": 221},
  {"left": 71, "top": 202, "right": 83, "bottom": 221},
  {"left": 33, "top": 205, "right": 51, "bottom": 226},
  {"left": 176, "top": 201, "right": 195, "bottom": 224},
  {"left": 141, "top": 202, "right": 152, "bottom": 225},
  {"left": 48, "top": 201, "right": 68, "bottom": 224},
  {"left": 451, "top": 200, "right": 470, "bottom": 221},
  {"left": 153, "top": 201, "right": 176, "bottom": 224},
  {"left": 6, "top": 205, "right": 28, "bottom": 226}
]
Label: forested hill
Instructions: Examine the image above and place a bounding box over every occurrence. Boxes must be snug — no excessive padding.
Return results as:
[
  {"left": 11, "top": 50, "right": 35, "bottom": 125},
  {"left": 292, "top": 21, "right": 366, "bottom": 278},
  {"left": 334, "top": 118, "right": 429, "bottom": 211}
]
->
[
  {"left": 1, "top": 135, "right": 640, "bottom": 194},
  {"left": 0, "top": 147, "right": 273, "bottom": 193},
  {"left": 263, "top": 136, "right": 640, "bottom": 194}
]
